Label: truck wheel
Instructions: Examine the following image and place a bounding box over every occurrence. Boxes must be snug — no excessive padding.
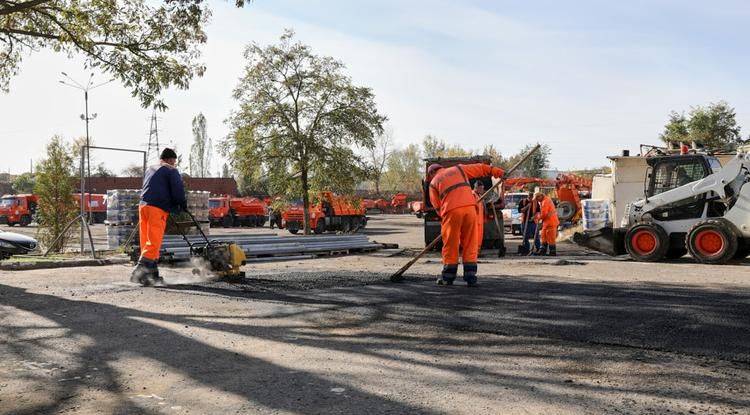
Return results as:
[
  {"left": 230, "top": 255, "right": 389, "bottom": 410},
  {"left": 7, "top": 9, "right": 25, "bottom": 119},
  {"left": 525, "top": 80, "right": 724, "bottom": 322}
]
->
[
  {"left": 625, "top": 222, "right": 669, "bottom": 262},
  {"left": 557, "top": 201, "right": 576, "bottom": 222},
  {"left": 222, "top": 216, "right": 234, "bottom": 228},
  {"left": 686, "top": 219, "right": 738, "bottom": 264},
  {"left": 7, "top": 222, "right": 15, "bottom": 227},
  {"left": 342, "top": 218, "right": 351, "bottom": 233},
  {"left": 289, "top": 228, "right": 299, "bottom": 235},
  {"left": 733, "top": 240, "right": 750, "bottom": 260}
]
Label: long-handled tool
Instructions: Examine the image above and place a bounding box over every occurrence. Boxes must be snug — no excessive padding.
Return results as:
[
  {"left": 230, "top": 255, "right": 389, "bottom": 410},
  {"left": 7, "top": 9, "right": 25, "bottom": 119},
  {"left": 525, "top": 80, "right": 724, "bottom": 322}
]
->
[
  {"left": 528, "top": 219, "right": 542, "bottom": 256},
  {"left": 169, "top": 209, "right": 247, "bottom": 281},
  {"left": 390, "top": 143, "right": 541, "bottom": 282}
]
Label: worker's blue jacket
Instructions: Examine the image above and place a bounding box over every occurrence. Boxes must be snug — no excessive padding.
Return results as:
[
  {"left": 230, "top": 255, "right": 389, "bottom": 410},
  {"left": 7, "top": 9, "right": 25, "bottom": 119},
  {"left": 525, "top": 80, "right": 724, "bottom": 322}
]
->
[{"left": 140, "top": 163, "right": 187, "bottom": 213}]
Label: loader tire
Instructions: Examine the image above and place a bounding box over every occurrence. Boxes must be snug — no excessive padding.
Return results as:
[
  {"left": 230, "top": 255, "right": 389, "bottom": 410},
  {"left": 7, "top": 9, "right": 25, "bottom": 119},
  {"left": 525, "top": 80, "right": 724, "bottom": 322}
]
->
[
  {"left": 625, "top": 222, "right": 669, "bottom": 262},
  {"left": 557, "top": 201, "right": 576, "bottom": 222},
  {"left": 686, "top": 219, "right": 738, "bottom": 264}
]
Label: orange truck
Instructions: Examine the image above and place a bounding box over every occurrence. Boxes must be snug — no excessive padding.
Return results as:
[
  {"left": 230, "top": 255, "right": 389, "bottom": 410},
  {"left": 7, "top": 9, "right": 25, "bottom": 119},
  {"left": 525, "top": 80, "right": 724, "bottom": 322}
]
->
[
  {"left": 209, "top": 196, "right": 268, "bottom": 227},
  {"left": 73, "top": 193, "right": 107, "bottom": 223},
  {"left": 281, "top": 191, "right": 367, "bottom": 234},
  {"left": 390, "top": 193, "right": 409, "bottom": 213},
  {"left": 0, "top": 194, "right": 38, "bottom": 227}
]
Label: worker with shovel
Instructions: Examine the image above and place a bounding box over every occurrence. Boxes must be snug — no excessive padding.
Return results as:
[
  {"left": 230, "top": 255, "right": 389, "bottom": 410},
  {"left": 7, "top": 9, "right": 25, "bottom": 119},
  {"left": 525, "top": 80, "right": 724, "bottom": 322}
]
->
[
  {"left": 131, "top": 148, "right": 187, "bottom": 286},
  {"left": 518, "top": 191, "right": 540, "bottom": 255},
  {"left": 533, "top": 190, "right": 559, "bottom": 256},
  {"left": 428, "top": 163, "right": 504, "bottom": 287}
]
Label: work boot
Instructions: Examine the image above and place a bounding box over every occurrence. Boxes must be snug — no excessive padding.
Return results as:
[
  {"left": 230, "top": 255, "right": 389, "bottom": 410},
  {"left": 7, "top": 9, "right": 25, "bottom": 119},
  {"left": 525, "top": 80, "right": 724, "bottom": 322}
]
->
[
  {"left": 131, "top": 258, "right": 158, "bottom": 287},
  {"left": 548, "top": 245, "right": 557, "bottom": 257},
  {"left": 148, "top": 261, "right": 165, "bottom": 287},
  {"left": 532, "top": 244, "right": 548, "bottom": 256},
  {"left": 437, "top": 264, "right": 458, "bottom": 286},
  {"left": 463, "top": 263, "right": 478, "bottom": 287}
]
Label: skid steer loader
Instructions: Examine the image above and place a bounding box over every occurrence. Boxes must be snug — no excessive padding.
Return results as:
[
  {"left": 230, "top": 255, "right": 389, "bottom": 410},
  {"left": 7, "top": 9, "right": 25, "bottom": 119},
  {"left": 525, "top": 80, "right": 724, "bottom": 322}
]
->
[{"left": 622, "top": 152, "right": 750, "bottom": 264}]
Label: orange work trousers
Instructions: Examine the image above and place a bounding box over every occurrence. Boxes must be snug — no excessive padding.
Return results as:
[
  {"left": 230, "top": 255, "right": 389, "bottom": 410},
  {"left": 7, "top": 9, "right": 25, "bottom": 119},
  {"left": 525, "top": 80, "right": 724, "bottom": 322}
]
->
[
  {"left": 139, "top": 204, "right": 169, "bottom": 261},
  {"left": 441, "top": 205, "right": 478, "bottom": 265},
  {"left": 540, "top": 224, "right": 557, "bottom": 245}
]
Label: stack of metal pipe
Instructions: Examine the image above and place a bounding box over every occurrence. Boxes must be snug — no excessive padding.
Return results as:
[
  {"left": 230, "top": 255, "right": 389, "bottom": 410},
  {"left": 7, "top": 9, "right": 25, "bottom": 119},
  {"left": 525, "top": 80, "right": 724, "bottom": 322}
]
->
[{"left": 155, "top": 233, "right": 383, "bottom": 262}]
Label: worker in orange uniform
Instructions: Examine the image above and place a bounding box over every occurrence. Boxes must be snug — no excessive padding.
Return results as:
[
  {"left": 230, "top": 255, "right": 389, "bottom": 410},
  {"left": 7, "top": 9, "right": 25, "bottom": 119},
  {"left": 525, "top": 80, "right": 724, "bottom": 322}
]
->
[
  {"left": 428, "top": 163, "right": 504, "bottom": 286},
  {"left": 130, "top": 148, "right": 187, "bottom": 286},
  {"left": 472, "top": 181, "right": 486, "bottom": 254},
  {"left": 533, "top": 190, "right": 559, "bottom": 256}
]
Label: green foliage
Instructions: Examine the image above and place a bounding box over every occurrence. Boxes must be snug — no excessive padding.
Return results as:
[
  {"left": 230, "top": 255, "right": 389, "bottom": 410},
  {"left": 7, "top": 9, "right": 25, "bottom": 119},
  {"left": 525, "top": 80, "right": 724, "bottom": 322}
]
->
[
  {"left": 659, "top": 111, "right": 689, "bottom": 144},
  {"left": 0, "top": 1, "right": 247, "bottom": 109},
  {"left": 34, "top": 136, "right": 78, "bottom": 253},
  {"left": 660, "top": 101, "right": 742, "bottom": 150},
  {"left": 382, "top": 143, "right": 422, "bottom": 194},
  {"left": 503, "top": 143, "right": 551, "bottom": 178},
  {"left": 223, "top": 30, "right": 385, "bottom": 233},
  {"left": 121, "top": 163, "right": 144, "bottom": 177},
  {"left": 93, "top": 162, "right": 114, "bottom": 177},
  {"left": 221, "top": 163, "right": 231, "bottom": 178},
  {"left": 422, "top": 135, "right": 470, "bottom": 158},
  {"left": 189, "top": 112, "right": 212, "bottom": 177},
  {"left": 12, "top": 172, "right": 35, "bottom": 193}
]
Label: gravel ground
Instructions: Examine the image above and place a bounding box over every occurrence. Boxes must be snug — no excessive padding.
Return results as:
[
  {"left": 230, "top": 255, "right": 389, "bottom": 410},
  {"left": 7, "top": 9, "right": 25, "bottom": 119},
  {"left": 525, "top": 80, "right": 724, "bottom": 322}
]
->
[{"left": 1, "top": 214, "right": 749, "bottom": 414}]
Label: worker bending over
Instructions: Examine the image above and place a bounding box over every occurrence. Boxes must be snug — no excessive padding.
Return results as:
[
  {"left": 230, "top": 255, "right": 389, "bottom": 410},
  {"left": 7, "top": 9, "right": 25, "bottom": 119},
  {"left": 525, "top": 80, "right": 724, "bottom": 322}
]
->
[
  {"left": 472, "top": 181, "right": 486, "bottom": 254},
  {"left": 131, "top": 148, "right": 187, "bottom": 286},
  {"left": 533, "top": 190, "right": 559, "bottom": 256},
  {"left": 428, "top": 163, "right": 504, "bottom": 286}
]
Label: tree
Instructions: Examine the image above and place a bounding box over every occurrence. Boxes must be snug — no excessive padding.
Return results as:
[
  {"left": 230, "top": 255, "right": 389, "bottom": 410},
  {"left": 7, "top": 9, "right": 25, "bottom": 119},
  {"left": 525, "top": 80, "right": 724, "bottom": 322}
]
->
[
  {"left": 189, "top": 112, "right": 212, "bottom": 177},
  {"left": 421, "top": 135, "right": 470, "bottom": 158},
  {"left": 482, "top": 144, "right": 505, "bottom": 167},
  {"left": 504, "top": 143, "right": 551, "bottom": 178},
  {"left": 12, "top": 172, "right": 35, "bottom": 193},
  {"left": 659, "top": 111, "right": 689, "bottom": 144},
  {"left": 366, "top": 128, "right": 393, "bottom": 195},
  {"left": 0, "top": 0, "right": 247, "bottom": 109},
  {"left": 688, "top": 101, "right": 742, "bottom": 150},
  {"left": 121, "top": 163, "right": 144, "bottom": 177},
  {"left": 34, "top": 136, "right": 78, "bottom": 252},
  {"left": 221, "top": 163, "right": 231, "bottom": 178},
  {"left": 382, "top": 143, "right": 422, "bottom": 194},
  {"left": 92, "top": 162, "right": 114, "bottom": 177},
  {"left": 224, "top": 30, "right": 385, "bottom": 233},
  {"left": 660, "top": 101, "right": 743, "bottom": 150}
]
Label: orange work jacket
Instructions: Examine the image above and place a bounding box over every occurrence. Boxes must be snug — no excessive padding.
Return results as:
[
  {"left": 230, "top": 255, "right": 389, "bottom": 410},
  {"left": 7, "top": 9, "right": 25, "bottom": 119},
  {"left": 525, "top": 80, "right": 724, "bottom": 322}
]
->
[
  {"left": 536, "top": 195, "right": 560, "bottom": 228},
  {"left": 429, "top": 164, "right": 504, "bottom": 218}
]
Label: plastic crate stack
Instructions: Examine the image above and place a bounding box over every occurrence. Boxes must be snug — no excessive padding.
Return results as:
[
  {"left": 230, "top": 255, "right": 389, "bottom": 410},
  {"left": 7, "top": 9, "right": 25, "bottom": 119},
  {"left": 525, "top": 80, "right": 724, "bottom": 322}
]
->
[
  {"left": 582, "top": 199, "right": 611, "bottom": 231},
  {"left": 105, "top": 190, "right": 140, "bottom": 249},
  {"left": 105, "top": 190, "right": 211, "bottom": 249}
]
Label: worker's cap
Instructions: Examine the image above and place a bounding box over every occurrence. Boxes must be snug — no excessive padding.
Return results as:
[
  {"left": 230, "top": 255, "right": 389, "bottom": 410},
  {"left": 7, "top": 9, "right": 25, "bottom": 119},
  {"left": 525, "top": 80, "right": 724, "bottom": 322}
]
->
[
  {"left": 160, "top": 148, "right": 178, "bottom": 160},
  {"left": 427, "top": 163, "right": 443, "bottom": 176},
  {"left": 533, "top": 188, "right": 543, "bottom": 197}
]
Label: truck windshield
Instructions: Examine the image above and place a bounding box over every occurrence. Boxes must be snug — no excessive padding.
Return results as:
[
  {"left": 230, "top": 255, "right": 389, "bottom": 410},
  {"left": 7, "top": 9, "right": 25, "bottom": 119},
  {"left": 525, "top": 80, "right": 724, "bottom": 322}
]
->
[
  {"left": 208, "top": 200, "right": 221, "bottom": 209},
  {"left": 0, "top": 198, "right": 15, "bottom": 207}
]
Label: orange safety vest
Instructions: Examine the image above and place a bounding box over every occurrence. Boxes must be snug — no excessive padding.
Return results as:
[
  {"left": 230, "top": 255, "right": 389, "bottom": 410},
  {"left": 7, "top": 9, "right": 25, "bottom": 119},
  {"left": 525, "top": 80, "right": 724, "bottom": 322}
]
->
[{"left": 429, "top": 164, "right": 498, "bottom": 218}]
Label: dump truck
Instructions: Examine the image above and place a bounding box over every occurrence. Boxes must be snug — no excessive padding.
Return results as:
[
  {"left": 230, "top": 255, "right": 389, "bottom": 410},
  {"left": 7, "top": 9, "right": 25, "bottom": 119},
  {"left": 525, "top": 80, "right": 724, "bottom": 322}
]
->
[
  {"left": 573, "top": 144, "right": 736, "bottom": 260},
  {"left": 0, "top": 194, "right": 38, "bottom": 227},
  {"left": 421, "top": 155, "right": 505, "bottom": 254},
  {"left": 390, "top": 193, "right": 409, "bottom": 213},
  {"left": 282, "top": 192, "right": 367, "bottom": 234},
  {"left": 209, "top": 196, "right": 267, "bottom": 227},
  {"left": 73, "top": 193, "right": 107, "bottom": 223}
]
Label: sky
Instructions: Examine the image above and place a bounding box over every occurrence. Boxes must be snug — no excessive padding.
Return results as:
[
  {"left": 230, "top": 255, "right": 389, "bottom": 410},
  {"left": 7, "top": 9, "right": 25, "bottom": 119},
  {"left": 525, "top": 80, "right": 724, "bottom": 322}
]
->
[{"left": 2, "top": 0, "right": 750, "bottom": 175}]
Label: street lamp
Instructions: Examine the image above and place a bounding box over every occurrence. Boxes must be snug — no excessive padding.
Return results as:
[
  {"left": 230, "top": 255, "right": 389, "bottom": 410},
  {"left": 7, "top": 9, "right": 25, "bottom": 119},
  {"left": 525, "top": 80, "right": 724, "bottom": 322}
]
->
[{"left": 59, "top": 72, "right": 113, "bottom": 224}]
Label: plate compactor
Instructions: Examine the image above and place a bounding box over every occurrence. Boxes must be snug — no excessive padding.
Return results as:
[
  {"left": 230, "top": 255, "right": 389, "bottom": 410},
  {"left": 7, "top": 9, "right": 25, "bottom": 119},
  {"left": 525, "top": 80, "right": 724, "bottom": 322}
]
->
[{"left": 170, "top": 210, "right": 247, "bottom": 281}]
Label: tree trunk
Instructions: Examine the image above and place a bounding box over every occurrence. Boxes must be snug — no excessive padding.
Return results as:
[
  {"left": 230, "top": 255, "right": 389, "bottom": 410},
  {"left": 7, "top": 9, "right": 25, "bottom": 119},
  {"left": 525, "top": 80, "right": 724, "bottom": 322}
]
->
[
  {"left": 301, "top": 165, "right": 311, "bottom": 235},
  {"left": 375, "top": 176, "right": 380, "bottom": 196}
]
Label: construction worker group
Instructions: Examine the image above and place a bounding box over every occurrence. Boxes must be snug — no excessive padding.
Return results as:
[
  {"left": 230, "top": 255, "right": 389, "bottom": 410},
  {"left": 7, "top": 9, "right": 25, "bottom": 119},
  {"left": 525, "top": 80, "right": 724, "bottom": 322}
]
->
[{"left": 427, "top": 162, "right": 559, "bottom": 287}]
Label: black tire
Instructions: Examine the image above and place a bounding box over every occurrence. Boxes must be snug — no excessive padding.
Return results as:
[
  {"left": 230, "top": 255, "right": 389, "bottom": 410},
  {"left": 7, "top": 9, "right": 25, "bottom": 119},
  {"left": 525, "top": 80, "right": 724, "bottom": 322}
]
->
[
  {"left": 222, "top": 215, "right": 234, "bottom": 228},
  {"left": 686, "top": 219, "right": 738, "bottom": 264},
  {"left": 289, "top": 228, "right": 299, "bottom": 235},
  {"left": 733, "top": 239, "right": 750, "bottom": 260},
  {"left": 625, "top": 222, "right": 670, "bottom": 262},
  {"left": 557, "top": 201, "right": 576, "bottom": 222},
  {"left": 342, "top": 217, "right": 352, "bottom": 233},
  {"left": 7, "top": 222, "right": 15, "bottom": 227}
]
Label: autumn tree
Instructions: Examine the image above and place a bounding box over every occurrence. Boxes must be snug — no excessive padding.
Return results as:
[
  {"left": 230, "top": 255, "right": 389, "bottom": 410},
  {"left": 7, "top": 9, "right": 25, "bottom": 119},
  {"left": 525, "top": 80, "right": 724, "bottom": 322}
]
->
[
  {"left": 34, "top": 136, "right": 78, "bottom": 252},
  {"left": 422, "top": 135, "right": 470, "bottom": 158},
  {"left": 223, "top": 30, "right": 385, "bottom": 234},
  {"left": 660, "top": 101, "right": 743, "bottom": 150},
  {"left": 0, "top": 0, "right": 247, "bottom": 109},
  {"left": 189, "top": 112, "right": 212, "bottom": 177},
  {"left": 382, "top": 143, "right": 422, "bottom": 194}
]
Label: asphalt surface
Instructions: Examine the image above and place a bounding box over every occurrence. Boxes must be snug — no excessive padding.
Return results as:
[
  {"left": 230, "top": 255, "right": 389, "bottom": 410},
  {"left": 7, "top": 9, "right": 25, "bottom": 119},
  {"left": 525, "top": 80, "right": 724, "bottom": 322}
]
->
[{"left": 1, "top": 215, "right": 749, "bottom": 414}]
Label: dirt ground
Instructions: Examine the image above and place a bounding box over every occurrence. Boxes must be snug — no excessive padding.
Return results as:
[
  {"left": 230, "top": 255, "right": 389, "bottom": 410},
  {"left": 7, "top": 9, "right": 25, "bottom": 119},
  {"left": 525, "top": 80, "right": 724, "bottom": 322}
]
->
[{"left": 1, "top": 215, "right": 749, "bottom": 414}]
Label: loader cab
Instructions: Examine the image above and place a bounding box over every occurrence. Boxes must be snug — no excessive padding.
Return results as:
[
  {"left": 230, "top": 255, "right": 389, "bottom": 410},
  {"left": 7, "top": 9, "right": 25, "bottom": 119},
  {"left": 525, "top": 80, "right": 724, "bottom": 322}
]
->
[
  {"left": 643, "top": 155, "right": 721, "bottom": 221},
  {"left": 645, "top": 155, "right": 716, "bottom": 197}
]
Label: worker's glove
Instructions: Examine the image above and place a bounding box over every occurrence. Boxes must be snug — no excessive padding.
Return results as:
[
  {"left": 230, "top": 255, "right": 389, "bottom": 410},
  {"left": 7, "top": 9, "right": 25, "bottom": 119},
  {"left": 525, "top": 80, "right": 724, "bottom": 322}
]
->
[{"left": 491, "top": 167, "right": 505, "bottom": 178}]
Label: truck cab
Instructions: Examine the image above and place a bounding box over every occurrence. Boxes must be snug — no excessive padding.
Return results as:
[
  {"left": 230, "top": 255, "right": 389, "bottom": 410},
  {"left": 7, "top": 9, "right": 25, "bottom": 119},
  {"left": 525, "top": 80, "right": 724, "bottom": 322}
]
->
[
  {"left": 0, "top": 194, "right": 38, "bottom": 227},
  {"left": 422, "top": 155, "right": 505, "bottom": 254}
]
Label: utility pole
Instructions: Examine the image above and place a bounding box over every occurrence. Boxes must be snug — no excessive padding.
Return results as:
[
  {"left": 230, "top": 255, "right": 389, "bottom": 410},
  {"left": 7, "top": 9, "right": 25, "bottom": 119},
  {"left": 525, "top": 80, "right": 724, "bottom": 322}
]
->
[{"left": 146, "top": 109, "right": 161, "bottom": 165}]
